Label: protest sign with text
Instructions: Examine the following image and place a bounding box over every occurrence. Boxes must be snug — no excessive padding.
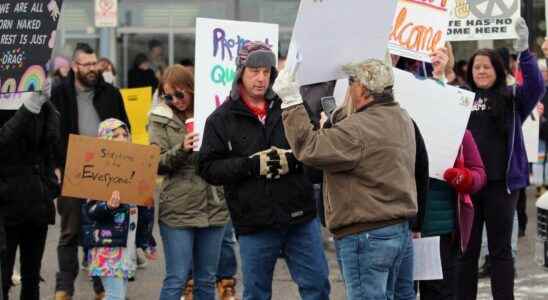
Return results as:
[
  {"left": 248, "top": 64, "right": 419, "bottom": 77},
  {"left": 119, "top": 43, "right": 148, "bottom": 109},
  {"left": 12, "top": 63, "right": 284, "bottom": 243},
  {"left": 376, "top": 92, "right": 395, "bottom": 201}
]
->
[
  {"left": 0, "top": 0, "right": 63, "bottom": 98},
  {"left": 62, "top": 134, "right": 160, "bottom": 206},
  {"left": 446, "top": 0, "right": 520, "bottom": 41},
  {"left": 194, "top": 17, "right": 278, "bottom": 149},
  {"left": 287, "top": 0, "right": 397, "bottom": 86},
  {"left": 388, "top": 0, "right": 452, "bottom": 62},
  {"left": 121, "top": 86, "right": 152, "bottom": 145}
]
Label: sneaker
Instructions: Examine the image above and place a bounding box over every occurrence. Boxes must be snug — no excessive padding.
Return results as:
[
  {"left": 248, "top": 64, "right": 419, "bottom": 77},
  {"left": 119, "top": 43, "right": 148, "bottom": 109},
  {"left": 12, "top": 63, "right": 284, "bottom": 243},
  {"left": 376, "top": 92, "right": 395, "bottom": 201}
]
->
[
  {"left": 217, "top": 278, "right": 239, "bottom": 300},
  {"left": 137, "top": 249, "right": 148, "bottom": 269},
  {"left": 181, "top": 279, "right": 193, "bottom": 300}
]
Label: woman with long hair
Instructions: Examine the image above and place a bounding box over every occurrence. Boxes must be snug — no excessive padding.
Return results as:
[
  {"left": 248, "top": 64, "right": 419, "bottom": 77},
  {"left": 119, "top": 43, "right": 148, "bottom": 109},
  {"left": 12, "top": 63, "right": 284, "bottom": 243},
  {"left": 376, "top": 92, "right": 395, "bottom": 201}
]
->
[
  {"left": 457, "top": 19, "right": 545, "bottom": 299},
  {"left": 148, "top": 65, "right": 229, "bottom": 300}
]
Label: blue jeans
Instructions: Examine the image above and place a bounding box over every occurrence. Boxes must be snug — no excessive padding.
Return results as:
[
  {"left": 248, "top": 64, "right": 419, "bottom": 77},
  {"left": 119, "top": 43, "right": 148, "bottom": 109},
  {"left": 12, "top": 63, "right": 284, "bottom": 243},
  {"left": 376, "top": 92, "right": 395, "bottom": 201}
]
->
[
  {"left": 217, "top": 222, "right": 238, "bottom": 279},
  {"left": 335, "top": 222, "right": 410, "bottom": 300},
  {"left": 238, "top": 218, "right": 330, "bottom": 300},
  {"left": 395, "top": 230, "right": 415, "bottom": 300},
  {"left": 159, "top": 224, "right": 224, "bottom": 300},
  {"left": 101, "top": 277, "right": 127, "bottom": 300}
]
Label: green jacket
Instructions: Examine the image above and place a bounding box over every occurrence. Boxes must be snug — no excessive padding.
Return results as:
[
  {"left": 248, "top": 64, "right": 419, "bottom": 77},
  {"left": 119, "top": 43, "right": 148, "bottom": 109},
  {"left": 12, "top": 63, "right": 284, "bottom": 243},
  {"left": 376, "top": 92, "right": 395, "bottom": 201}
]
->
[{"left": 148, "top": 104, "right": 229, "bottom": 228}]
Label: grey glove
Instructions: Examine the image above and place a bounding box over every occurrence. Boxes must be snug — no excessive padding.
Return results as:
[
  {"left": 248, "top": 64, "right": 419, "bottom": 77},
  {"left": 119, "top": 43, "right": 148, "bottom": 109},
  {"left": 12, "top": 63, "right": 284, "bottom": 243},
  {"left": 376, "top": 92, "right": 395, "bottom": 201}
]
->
[
  {"left": 23, "top": 78, "right": 51, "bottom": 114},
  {"left": 513, "top": 17, "right": 529, "bottom": 52},
  {"left": 272, "top": 65, "right": 303, "bottom": 110}
]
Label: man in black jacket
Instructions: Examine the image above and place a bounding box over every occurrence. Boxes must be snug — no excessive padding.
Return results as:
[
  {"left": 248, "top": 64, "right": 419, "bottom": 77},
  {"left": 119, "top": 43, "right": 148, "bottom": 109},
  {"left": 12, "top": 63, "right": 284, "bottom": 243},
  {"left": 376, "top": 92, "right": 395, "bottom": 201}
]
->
[
  {"left": 1, "top": 89, "right": 60, "bottom": 300},
  {"left": 51, "top": 43, "right": 129, "bottom": 300},
  {"left": 198, "top": 41, "right": 330, "bottom": 300}
]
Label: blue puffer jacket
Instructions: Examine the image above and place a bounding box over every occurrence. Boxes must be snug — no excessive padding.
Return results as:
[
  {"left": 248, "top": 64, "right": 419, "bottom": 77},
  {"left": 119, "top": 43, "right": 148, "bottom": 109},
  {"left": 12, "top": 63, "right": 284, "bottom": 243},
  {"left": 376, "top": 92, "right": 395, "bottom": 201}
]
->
[
  {"left": 503, "top": 50, "right": 546, "bottom": 192},
  {"left": 81, "top": 201, "right": 155, "bottom": 250}
]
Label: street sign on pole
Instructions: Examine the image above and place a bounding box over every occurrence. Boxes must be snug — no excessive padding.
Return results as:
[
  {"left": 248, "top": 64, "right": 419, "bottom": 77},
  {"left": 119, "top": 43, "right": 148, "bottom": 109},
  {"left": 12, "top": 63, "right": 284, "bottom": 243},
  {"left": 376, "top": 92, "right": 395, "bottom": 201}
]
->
[{"left": 95, "top": 0, "right": 117, "bottom": 28}]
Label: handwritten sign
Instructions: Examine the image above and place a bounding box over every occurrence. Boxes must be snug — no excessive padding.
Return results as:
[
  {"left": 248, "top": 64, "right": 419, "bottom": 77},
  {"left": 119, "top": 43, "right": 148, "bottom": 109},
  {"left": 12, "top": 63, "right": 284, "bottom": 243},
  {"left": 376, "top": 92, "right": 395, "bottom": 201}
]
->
[
  {"left": 194, "top": 17, "right": 278, "bottom": 149},
  {"left": 388, "top": 0, "right": 451, "bottom": 62},
  {"left": 94, "top": 0, "right": 117, "bottom": 28},
  {"left": 62, "top": 134, "right": 160, "bottom": 206},
  {"left": 0, "top": 0, "right": 63, "bottom": 95},
  {"left": 121, "top": 87, "right": 152, "bottom": 145},
  {"left": 287, "top": 0, "right": 397, "bottom": 86},
  {"left": 334, "top": 69, "right": 475, "bottom": 180},
  {"left": 446, "top": 0, "right": 520, "bottom": 41}
]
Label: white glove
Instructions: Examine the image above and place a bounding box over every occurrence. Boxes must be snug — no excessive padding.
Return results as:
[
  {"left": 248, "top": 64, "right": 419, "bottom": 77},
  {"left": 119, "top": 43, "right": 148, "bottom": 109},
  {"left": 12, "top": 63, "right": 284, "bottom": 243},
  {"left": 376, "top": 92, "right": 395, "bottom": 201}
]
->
[
  {"left": 23, "top": 78, "right": 51, "bottom": 114},
  {"left": 513, "top": 17, "right": 529, "bottom": 53},
  {"left": 272, "top": 66, "right": 303, "bottom": 110}
]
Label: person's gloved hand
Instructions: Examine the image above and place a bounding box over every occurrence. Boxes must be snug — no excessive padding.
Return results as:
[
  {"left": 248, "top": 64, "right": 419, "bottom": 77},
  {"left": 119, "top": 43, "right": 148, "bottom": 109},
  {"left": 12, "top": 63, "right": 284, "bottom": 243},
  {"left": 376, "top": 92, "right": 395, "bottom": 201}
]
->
[
  {"left": 23, "top": 78, "right": 51, "bottom": 114},
  {"left": 513, "top": 17, "right": 529, "bottom": 53},
  {"left": 250, "top": 148, "right": 274, "bottom": 177},
  {"left": 443, "top": 167, "right": 474, "bottom": 194},
  {"left": 272, "top": 65, "right": 303, "bottom": 109}
]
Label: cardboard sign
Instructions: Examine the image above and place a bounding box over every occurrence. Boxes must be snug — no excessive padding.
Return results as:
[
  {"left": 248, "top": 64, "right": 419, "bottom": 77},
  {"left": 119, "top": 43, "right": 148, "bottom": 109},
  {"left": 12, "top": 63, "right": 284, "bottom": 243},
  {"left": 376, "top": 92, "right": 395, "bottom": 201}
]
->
[
  {"left": 0, "top": 0, "right": 63, "bottom": 96},
  {"left": 446, "top": 0, "right": 520, "bottom": 41},
  {"left": 388, "top": 0, "right": 452, "bottom": 62},
  {"left": 334, "top": 69, "right": 475, "bottom": 180},
  {"left": 94, "top": 0, "right": 117, "bottom": 28},
  {"left": 121, "top": 87, "right": 152, "bottom": 145},
  {"left": 62, "top": 134, "right": 160, "bottom": 206},
  {"left": 287, "top": 0, "right": 398, "bottom": 86},
  {"left": 194, "top": 17, "right": 278, "bottom": 149}
]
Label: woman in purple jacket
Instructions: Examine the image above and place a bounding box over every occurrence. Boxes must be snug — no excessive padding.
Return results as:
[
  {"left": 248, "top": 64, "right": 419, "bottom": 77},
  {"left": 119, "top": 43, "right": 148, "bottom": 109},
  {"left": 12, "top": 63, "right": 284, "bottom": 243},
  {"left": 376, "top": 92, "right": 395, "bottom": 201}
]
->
[{"left": 457, "top": 18, "right": 545, "bottom": 299}]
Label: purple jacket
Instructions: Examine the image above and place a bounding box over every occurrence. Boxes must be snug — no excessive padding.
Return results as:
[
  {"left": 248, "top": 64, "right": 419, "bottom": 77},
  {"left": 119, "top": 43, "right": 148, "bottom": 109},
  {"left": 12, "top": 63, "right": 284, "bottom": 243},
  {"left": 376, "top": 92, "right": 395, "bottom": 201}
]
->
[{"left": 504, "top": 50, "right": 545, "bottom": 192}]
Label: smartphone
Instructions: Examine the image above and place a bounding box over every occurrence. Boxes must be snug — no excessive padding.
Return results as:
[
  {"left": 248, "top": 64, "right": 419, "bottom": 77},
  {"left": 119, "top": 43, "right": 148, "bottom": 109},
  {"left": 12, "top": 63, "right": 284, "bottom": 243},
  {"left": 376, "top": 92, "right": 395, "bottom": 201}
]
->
[{"left": 320, "top": 96, "right": 337, "bottom": 119}]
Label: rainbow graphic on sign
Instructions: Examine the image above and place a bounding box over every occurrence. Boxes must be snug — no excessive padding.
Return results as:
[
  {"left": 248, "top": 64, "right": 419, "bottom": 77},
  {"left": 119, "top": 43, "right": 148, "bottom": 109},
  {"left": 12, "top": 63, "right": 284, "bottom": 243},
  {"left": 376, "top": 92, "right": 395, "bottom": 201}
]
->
[
  {"left": 1, "top": 78, "right": 17, "bottom": 94},
  {"left": 17, "top": 65, "right": 46, "bottom": 92}
]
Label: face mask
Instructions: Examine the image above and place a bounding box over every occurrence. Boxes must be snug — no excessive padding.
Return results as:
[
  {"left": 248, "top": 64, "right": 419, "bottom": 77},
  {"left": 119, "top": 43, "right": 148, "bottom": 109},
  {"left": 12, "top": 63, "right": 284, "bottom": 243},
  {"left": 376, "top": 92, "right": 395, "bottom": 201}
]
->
[{"left": 102, "top": 71, "right": 115, "bottom": 84}]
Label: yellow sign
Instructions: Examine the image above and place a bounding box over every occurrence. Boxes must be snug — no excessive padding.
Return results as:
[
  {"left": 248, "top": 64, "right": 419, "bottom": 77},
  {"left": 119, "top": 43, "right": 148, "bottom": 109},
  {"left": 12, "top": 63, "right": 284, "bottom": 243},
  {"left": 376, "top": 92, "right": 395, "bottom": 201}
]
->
[{"left": 121, "top": 87, "right": 152, "bottom": 145}]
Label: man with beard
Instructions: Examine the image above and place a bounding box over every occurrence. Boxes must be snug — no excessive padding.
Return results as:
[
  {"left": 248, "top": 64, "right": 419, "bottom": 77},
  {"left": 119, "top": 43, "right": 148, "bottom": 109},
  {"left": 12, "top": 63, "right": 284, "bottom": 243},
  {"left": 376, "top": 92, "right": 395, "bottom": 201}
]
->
[{"left": 51, "top": 43, "right": 129, "bottom": 300}]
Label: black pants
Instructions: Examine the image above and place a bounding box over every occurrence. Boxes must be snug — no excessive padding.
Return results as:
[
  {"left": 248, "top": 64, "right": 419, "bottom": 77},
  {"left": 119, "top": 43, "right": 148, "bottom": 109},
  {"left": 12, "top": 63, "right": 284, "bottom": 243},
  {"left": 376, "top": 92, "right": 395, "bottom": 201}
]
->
[
  {"left": 517, "top": 189, "right": 527, "bottom": 233},
  {"left": 0, "top": 258, "right": 3, "bottom": 300},
  {"left": 457, "top": 181, "right": 518, "bottom": 300},
  {"left": 419, "top": 234, "right": 459, "bottom": 300},
  {"left": 1, "top": 222, "right": 48, "bottom": 300}
]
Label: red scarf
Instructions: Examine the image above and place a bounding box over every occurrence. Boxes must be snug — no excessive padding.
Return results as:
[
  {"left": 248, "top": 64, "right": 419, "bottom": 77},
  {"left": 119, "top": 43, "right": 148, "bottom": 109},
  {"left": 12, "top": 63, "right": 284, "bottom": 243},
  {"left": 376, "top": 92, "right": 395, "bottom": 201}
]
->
[{"left": 240, "top": 85, "right": 268, "bottom": 123}]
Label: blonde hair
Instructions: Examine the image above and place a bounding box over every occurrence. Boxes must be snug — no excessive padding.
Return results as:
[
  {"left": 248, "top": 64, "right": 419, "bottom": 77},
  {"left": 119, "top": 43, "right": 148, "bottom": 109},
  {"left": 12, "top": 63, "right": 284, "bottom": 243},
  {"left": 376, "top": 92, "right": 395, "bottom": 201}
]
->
[{"left": 162, "top": 64, "right": 194, "bottom": 94}]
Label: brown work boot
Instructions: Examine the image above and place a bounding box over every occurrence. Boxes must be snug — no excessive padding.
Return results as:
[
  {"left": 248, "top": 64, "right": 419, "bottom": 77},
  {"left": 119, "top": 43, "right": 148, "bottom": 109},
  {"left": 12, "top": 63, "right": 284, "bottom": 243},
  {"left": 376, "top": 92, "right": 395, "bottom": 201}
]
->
[
  {"left": 217, "top": 278, "right": 239, "bottom": 300},
  {"left": 54, "top": 291, "right": 72, "bottom": 300},
  {"left": 181, "top": 279, "right": 193, "bottom": 300},
  {"left": 95, "top": 291, "right": 105, "bottom": 300}
]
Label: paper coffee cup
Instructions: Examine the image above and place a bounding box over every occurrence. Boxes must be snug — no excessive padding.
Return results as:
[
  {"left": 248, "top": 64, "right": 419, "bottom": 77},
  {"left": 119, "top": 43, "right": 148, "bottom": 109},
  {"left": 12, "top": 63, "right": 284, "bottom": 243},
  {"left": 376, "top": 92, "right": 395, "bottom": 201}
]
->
[{"left": 185, "top": 118, "right": 194, "bottom": 133}]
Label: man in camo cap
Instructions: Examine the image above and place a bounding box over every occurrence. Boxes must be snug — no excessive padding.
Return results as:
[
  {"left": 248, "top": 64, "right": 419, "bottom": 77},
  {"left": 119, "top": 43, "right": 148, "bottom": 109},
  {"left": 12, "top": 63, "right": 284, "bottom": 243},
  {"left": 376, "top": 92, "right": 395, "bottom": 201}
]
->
[{"left": 275, "top": 58, "right": 429, "bottom": 299}]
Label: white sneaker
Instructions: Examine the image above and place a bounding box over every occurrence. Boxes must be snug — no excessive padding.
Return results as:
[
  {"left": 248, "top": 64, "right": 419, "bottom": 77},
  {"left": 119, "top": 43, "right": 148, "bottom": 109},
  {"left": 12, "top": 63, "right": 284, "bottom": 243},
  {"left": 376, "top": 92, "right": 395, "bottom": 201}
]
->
[
  {"left": 136, "top": 249, "right": 148, "bottom": 269},
  {"left": 11, "top": 271, "right": 21, "bottom": 286}
]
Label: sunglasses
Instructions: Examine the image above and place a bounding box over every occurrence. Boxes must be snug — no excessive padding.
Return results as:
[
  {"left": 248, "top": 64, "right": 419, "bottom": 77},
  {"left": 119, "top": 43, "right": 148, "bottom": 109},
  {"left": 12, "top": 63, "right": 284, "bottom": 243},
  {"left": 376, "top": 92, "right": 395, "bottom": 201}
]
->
[{"left": 163, "top": 91, "right": 185, "bottom": 102}]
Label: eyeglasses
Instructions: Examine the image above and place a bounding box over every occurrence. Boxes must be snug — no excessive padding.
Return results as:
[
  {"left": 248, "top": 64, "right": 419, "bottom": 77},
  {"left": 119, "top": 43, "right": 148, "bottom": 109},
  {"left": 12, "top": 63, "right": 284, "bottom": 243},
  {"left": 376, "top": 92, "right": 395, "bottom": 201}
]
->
[
  {"left": 75, "top": 61, "right": 97, "bottom": 68},
  {"left": 163, "top": 91, "right": 185, "bottom": 102}
]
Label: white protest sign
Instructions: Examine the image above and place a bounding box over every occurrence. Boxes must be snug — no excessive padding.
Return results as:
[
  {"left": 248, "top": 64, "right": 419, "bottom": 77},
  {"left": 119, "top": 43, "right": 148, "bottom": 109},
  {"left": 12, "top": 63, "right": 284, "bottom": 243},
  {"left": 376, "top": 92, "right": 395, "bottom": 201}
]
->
[
  {"left": 388, "top": 0, "right": 452, "bottom": 62},
  {"left": 446, "top": 0, "right": 520, "bottom": 41},
  {"left": 334, "top": 69, "right": 475, "bottom": 179},
  {"left": 194, "top": 18, "right": 278, "bottom": 149},
  {"left": 394, "top": 69, "right": 474, "bottom": 179},
  {"left": 95, "top": 0, "right": 118, "bottom": 28},
  {"left": 523, "top": 111, "right": 540, "bottom": 163},
  {"left": 413, "top": 236, "right": 444, "bottom": 281},
  {"left": 0, "top": 92, "right": 31, "bottom": 110},
  {"left": 287, "top": 0, "right": 398, "bottom": 86}
]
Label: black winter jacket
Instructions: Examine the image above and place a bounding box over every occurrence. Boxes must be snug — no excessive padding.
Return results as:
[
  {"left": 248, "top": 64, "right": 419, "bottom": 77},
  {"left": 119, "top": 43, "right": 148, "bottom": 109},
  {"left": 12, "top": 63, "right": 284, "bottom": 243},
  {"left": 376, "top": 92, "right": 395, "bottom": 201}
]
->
[
  {"left": 0, "top": 103, "right": 61, "bottom": 251},
  {"left": 198, "top": 95, "right": 316, "bottom": 235},
  {"left": 51, "top": 70, "right": 130, "bottom": 167}
]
